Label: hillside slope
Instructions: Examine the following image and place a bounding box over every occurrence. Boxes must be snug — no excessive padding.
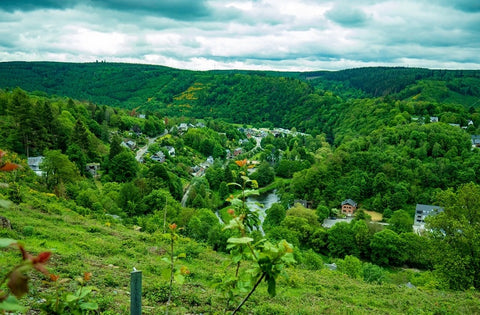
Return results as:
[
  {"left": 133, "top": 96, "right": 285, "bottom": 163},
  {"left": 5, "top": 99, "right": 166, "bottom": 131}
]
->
[{"left": 2, "top": 192, "right": 480, "bottom": 314}]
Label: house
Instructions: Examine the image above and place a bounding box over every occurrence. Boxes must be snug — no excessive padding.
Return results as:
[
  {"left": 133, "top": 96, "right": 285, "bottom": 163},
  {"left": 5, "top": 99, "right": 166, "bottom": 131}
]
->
[
  {"left": 293, "top": 199, "right": 313, "bottom": 209},
  {"left": 85, "top": 163, "right": 100, "bottom": 177},
  {"left": 471, "top": 135, "right": 480, "bottom": 147},
  {"left": 239, "top": 138, "right": 250, "bottom": 145},
  {"left": 341, "top": 199, "right": 357, "bottom": 216},
  {"left": 233, "top": 148, "right": 242, "bottom": 156},
  {"left": 121, "top": 140, "right": 136, "bottom": 150},
  {"left": 206, "top": 156, "right": 214, "bottom": 165},
  {"left": 178, "top": 123, "right": 188, "bottom": 132},
  {"left": 164, "top": 146, "right": 176, "bottom": 157},
  {"left": 27, "top": 156, "right": 44, "bottom": 176},
  {"left": 413, "top": 204, "right": 443, "bottom": 233},
  {"left": 191, "top": 165, "right": 205, "bottom": 177},
  {"left": 430, "top": 116, "right": 439, "bottom": 123},
  {"left": 151, "top": 151, "right": 165, "bottom": 163}
]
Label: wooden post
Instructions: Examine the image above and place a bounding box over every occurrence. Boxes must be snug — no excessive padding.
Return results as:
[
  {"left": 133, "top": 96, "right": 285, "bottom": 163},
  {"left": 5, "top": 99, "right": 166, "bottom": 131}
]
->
[{"left": 130, "top": 269, "right": 142, "bottom": 315}]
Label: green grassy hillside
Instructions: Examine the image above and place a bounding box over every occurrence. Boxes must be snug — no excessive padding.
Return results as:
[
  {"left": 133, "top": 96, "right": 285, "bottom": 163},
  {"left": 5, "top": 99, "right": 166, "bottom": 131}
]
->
[{"left": 2, "top": 194, "right": 480, "bottom": 314}]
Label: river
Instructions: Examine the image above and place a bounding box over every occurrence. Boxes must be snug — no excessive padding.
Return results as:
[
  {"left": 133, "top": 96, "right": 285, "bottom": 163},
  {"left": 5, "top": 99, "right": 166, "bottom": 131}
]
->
[{"left": 246, "top": 190, "right": 280, "bottom": 235}]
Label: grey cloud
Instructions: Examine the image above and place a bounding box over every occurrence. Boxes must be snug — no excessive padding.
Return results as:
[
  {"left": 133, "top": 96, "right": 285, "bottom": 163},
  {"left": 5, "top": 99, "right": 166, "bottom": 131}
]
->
[
  {"left": 0, "top": 0, "right": 77, "bottom": 12},
  {"left": 325, "top": 4, "right": 369, "bottom": 27},
  {"left": 439, "top": 0, "right": 480, "bottom": 13},
  {"left": 90, "top": 0, "right": 211, "bottom": 20},
  {"left": 0, "top": 0, "right": 212, "bottom": 20}
]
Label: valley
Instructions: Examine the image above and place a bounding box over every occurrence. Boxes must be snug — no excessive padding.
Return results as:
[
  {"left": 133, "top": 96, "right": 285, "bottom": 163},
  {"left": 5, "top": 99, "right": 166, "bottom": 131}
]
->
[{"left": 1, "top": 62, "right": 480, "bottom": 314}]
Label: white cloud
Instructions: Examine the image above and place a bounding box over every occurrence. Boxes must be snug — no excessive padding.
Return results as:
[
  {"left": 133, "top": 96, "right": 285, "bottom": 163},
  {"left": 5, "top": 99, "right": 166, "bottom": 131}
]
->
[{"left": 0, "top": 0, "right": 479, "bottom": 70}]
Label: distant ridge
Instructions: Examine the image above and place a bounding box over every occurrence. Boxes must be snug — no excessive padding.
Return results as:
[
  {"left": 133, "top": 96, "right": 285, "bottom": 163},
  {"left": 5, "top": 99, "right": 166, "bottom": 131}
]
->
[{"left": 0, "top": 61, "right": 479, "bottom": 125}]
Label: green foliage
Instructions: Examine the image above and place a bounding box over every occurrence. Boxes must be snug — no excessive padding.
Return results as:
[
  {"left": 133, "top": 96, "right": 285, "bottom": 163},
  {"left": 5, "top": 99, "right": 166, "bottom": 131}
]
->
[
  {"left": 370, "top": 229, "right": 406, "bottom": 266},
  {"left": 428, "top": 182, "right": 480, "bottom": 290},
  {"left": 109, "top": 151, "right": 138, "bottom": 182},
  {"left": 387, "top": 210, "right": 413, "bottom": 234},
  {"left": 41, "top": 273, "right": 99, "bottom": 315},
  {"left": 187, "top": 208, "right": 221, "bottom": 243},
  {"left": 250, "top": 162, "right": 275, "bottom": 187},
  {"left": 41, "top": 150, "right": 80, "bottom": 191},
  {"left": 362, "top": 263, "right": 386, "bottom": 284},
  {"left": 263, "top": 203, "right": 286, "bottom": 230},
  {"left": 221, "top": 172, "right": 295, "bottom": 313},
  {"left": 337, "top": 255, "right": 363, "bottom": 279},
  {"left": 327, "top": 222, "right": 358, "bottom": 258}
]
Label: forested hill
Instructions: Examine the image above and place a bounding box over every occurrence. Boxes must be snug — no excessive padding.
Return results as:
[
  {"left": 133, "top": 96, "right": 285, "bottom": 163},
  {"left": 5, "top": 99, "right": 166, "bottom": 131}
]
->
[{"left": 1, "top": 62, "right": 480, "bottom": 134}]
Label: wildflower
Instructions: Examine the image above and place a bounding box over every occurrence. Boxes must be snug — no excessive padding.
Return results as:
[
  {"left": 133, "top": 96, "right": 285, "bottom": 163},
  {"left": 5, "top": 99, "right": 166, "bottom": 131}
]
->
[
  {"left": 49, "top": 274, "right": 60, "bottom": 282},
  {"left": 235, "top": 159, "right": 247, "bottom": 167},
  {"left": 227, "top": 209, "right": 235, "bottom": 216},
  {"left": 180, "top": 266, "right": 190, "bottom": 275},
  {"left": 19, "top": 245, "right": 51, "bottom": 275},
  {"left": 169, "top": 223, "right": 177, "bottom": 231},
  {"left": 0, "top": 162, "right": 19, "bottom": 171},
  {"left": 83, "top": 272, "right": 92, "bottom": 282}
]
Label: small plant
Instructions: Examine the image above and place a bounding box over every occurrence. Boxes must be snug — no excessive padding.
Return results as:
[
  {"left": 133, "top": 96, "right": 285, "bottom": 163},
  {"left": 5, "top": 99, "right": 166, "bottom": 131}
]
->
[
  {"left": 41, "top": 271, "right": 99, "bottom": 314},
  {"left": 163, "top": 223, "right": 189, "bottom": 315},
  {"left": 0, "top": 238, "right": 51, "bottom": 313},
  {"left": 219, "top": 160, "right": 295, "bottom": 314},
  {"left": 23, "top": 226, "right": 34, "bottom": 236}
]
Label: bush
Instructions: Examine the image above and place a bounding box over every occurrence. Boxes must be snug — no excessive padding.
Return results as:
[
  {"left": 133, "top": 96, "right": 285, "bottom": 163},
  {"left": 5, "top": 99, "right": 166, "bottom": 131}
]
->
[
  {"left": 144, "top": 283, "right": 178, "bottom": 303},
  {"left": 298, "top": 249, "right": 324, "bottom": 270},
  {"left": 22, "top": 225, "right": 34, "bottom": 236},
  {"left": 337, "top": 255, "right": 363, "bottom": 279},
  {"left": 362, "top": 263, "right": 386, "bottom": 284}
]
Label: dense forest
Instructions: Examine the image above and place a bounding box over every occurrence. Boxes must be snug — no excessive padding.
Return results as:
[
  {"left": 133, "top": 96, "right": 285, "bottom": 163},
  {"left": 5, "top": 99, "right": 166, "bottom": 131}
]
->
[{"left": 1, "top": 62, "right": 480, "bottom": 314}]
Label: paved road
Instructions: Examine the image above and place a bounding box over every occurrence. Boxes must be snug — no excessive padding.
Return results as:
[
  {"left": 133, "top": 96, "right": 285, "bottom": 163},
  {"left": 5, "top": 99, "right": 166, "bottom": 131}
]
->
[{"left": 135, "top": 132, "right": 166, "bottom": 161}]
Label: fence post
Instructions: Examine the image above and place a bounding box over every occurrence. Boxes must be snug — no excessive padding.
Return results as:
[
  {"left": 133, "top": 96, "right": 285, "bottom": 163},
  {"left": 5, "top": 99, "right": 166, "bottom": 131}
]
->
[{"left": 130, "top": 268, "right": 142, "bottom": 315}]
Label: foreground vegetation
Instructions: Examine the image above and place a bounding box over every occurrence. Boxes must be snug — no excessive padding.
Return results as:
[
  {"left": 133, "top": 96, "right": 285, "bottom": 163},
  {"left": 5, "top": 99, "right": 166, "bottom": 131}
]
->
[{"left": 2, "top": 200, "right": 480, "bottom": 314}]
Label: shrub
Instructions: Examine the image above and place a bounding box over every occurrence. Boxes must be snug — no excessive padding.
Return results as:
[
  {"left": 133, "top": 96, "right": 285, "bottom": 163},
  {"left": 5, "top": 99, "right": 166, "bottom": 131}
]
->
[
  {"left": 337, "top": 255, "right": 363, "bottom": 279},
  {"left": 22, "top": 226, "right": 34, "bottom": 236},
  {"left": 298, "top": 249, "right": 324, "bottom": 270},
  {"left": 362, "top": 263, "right": 386, "bottom": 284}
]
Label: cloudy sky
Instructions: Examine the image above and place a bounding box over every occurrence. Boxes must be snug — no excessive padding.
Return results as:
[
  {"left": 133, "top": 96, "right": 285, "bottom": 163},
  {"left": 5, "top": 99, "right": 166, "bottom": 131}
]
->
[{"left": 0, "top": 0, "right": 479, "bottom": 71}]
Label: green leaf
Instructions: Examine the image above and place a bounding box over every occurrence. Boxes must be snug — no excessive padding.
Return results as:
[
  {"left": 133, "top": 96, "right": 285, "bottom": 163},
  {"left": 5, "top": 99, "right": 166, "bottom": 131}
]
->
[
  {"left": 177, "top": 252, "right": 186, "bottom": 258},
  {"left": 281, "top": 253, "right": 296, "bottom": 265},
  {"left": 223, "top": 218, "right": 243, "bottom": 231},
  {"left": 80, "top": 302, "right": 98, "bottom": 310},
  {"left": 243, "top": 189, "right": 260, "bottom": 198},
  {"left": 0, "top": 200, "right": 12, "bottom": 209},
  {"left": 174, "top": 273, "right": 185, "bottom": 285},
  {"left": 227, "top": 237, "right": 254, "bottom": 244},
  {"left": 76, "top": 286, "right": 94, "bottom": 299},
  {"left": 161, "top": 257, "right": 170, "bottom": 264},
  {"left": 232, "top": 254, "right": 243, "bottom": 264},
  {"left": 0, "top": 295, "right": 27, "bottom": 312},
  {"left": 0, "top": 238, "right": 17, "bottom": 248},
  {"left": 66, "top": 293, "right": 79, "bottom": 303},
  {"left": 241, "top": 176, "right": 250, "bottom": 182}
]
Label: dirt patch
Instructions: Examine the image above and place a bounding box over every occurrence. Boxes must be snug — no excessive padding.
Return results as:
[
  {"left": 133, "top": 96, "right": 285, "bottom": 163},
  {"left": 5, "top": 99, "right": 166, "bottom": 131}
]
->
[{"left": 364, "top": 210, "right": 383, "bottom": 222}]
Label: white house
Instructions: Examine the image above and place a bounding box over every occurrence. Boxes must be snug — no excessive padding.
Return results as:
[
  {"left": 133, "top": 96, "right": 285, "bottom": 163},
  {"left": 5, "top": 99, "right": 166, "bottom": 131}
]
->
[
  {"left": 27, "top": 156, "right": 44, "bottom": 176},
  {"left": 413, "top": 204, "right": 443, "bottom": 234}
]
